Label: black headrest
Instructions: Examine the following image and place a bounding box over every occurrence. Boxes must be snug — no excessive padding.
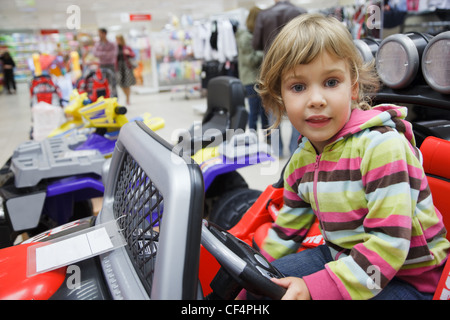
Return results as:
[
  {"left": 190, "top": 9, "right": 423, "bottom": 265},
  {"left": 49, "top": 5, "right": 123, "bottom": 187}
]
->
[{"left": 206, "top": 76, "right": 245, "bottom": 116}]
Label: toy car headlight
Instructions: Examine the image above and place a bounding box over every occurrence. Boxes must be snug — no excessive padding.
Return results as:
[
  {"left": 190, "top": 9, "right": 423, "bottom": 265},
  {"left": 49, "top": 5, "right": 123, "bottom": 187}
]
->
[
  {"left": 376, "top": 33, "right": 430, "bottom": 89},
  {"left": 421, "top": 31, "right": 450, "bottom": 94},
  {"left": 354, "top": 38, "right": 380, "bottom": 63}
]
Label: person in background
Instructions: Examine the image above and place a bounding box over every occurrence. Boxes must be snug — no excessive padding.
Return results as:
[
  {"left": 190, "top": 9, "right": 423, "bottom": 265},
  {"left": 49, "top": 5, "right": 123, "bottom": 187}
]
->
[
  {"left": 236, "top": 6, "right": 269, "bottom": 136},
  {"left": 1, "top": 51, "right": 16, "bottom": 94},
  {"left": 252, "top": 0, "right": 307, "bottom": 157},
  {"left": 115, "top": 34, "right": 136, "bottom": 106},
  {"left": 92, "top": 28, "right": 117, "bottom": 97},
  {"left": 252, "top": 0, "right": 307, "bottom": 53}
]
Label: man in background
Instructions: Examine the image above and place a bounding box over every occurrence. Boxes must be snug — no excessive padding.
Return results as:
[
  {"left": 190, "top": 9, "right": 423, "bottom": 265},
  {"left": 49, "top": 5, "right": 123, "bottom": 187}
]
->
[
  {"left": 252, "top": 0, "right": 307, "bottom": 53},
  {"left": 92, "top": 28, "right": 118, "bottom": 97}
]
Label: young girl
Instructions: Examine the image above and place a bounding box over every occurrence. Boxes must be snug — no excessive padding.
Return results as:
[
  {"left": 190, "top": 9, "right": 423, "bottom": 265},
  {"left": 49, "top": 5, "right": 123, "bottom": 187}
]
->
[{"left": 257, "top": 13, "right": 450, "bottom": 300}]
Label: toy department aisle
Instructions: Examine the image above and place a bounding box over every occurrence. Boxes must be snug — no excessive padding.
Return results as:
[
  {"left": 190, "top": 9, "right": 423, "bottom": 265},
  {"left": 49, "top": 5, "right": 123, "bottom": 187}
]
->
[{"left": 0, "top": 81, "right": 289, "bottom": 193}]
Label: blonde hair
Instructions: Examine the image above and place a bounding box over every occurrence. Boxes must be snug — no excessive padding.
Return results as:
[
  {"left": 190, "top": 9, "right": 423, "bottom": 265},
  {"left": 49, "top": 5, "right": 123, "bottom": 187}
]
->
[
  {"left": 246, "top": 6, "right": 261, "bottom": 33},
  {"left": 257, "top": 13, "right": 380, "bottom": 128},
  {"left": 116, "top": 34, "right": 126, "bottom": 46}
]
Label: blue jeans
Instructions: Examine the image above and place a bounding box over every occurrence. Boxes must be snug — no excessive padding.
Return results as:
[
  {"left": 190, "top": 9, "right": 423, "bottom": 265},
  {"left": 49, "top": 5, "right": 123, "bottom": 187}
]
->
[
  {"left": 289, "top": 125, "right": 300, "bottom": 154},
  {"left": 245, "top": 84, "right": 268, "bottom": 131},
  {"left": 272, "top": 245, "right": 433, "bottom": 300}
]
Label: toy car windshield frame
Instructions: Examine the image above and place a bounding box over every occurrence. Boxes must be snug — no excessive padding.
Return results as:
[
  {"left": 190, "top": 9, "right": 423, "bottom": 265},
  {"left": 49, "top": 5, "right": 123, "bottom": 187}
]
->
[{"left": 96, "top": 121, "right": 204, "bottom": 299}]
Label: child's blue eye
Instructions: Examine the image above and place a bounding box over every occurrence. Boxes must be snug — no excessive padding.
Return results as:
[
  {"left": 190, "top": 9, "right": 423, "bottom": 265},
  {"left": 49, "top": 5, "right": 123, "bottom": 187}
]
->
[
  {"left": 326, "top": 79, "right": 339, "bottom": 87},
  {"left": 292, "top": 84, "right": 305, "bottom": 92}
]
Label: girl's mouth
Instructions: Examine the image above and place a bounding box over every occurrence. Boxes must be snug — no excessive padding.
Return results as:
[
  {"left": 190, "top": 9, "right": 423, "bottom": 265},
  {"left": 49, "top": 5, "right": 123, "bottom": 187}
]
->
[{"left": 306, "top": 116, "right": 331, "bottom": 128}]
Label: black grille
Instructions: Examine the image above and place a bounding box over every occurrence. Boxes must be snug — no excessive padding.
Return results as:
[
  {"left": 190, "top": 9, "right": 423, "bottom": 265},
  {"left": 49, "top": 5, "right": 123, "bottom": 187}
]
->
[{"left": 113, "top": 152, "right": 163, "bottom": 295}]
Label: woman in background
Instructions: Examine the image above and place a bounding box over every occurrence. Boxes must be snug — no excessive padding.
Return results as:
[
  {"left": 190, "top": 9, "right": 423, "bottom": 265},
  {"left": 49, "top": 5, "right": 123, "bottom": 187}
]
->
[
  {"left": 115, "top": 35, "right": 136, "bottom": 106},
  {"left": 236, "top": 7, "right": 269, "bottom": 135}
]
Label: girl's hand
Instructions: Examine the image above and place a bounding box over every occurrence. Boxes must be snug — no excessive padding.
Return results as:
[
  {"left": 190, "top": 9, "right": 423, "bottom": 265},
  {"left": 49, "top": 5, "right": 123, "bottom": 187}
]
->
[{"left": 271, "top": 277, "right": 311, "bottom": 300}]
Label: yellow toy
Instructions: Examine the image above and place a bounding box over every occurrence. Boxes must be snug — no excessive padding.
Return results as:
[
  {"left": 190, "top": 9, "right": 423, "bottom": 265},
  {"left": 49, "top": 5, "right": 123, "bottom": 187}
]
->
[
  {"left": 139, "top": 112, "right": 165, "bottom": 132},
  {"left": 70, "top": 51, "right": 82, "bottom": 81},
  {"left": 78, "top": 96, "right": 128, "bottom": 130},
  {"left": 48, "top": 90, "right": 165, "bottom": 139},
  {"left": 48, "top": 90, "right": 89, "bottom": 137},
  {"left": 79, "top": 96, "right": 165, "bottom": 132},
  {"left": 32, "top": 53, "right": 42, "bottom": 76}
]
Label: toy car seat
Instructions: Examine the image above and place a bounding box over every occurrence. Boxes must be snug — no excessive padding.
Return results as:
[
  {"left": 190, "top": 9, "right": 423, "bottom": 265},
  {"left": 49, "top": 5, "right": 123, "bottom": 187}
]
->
[
  {"left": 30, "top": 74, "right": 62, "bottom": 106},
  {"left": 413, "top": 120, "right": 450, "bottom": 149},
  {"left": 89, "top": 68, "right": 110, "bottom": 102},
  {"left": 180, "top": 76, "right": 248, "bottom": 155}
]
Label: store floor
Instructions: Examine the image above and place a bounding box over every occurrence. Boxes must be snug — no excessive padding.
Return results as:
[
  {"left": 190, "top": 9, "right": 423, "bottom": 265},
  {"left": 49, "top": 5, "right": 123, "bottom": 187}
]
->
[{"left": 0, "top": 82, "right": 290, "bottom": 198}]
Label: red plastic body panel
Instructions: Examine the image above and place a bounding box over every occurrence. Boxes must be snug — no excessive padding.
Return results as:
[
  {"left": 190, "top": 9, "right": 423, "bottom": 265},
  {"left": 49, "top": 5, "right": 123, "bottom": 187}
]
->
[
  {"left": 199, "top": 245, "right": 222, "bottom": 296},
  {"left": 427, "top": 176, "right": 450, "bottom": 241},
  {"left": 199, "top": 185, "right": 284, "bottom": 296},
  {"left": 433, "top": 257, "right": 450, "bottom": 300},
  {"left": 229, "top": 185, "right": 283, "bottom": 246},
  {"left": 229, "top": 183, "right": 324, "bottom": 251},
  {"left": 421, "top": 136, "right": 450, "bottom": 180},
  {"left": 420, "top": 137, "right": 450, "bottom": 300},
  {"left": 0, "top": 243, "right": 66, "bottom": 300},
  {"left": 420, "top": 136, "right": 450, "bottom": 241}
]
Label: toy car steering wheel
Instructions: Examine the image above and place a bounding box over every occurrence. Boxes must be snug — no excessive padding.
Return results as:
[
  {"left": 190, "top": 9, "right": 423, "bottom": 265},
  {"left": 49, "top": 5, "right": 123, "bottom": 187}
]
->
[{"left": 201, "top": 220, "right": 287, "bottom": 300}]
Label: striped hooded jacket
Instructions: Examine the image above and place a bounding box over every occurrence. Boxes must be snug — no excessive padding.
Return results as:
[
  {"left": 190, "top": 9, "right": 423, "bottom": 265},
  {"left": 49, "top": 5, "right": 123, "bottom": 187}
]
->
[{"left": 261, "top": 104, "right": 450, "bottom": 300}]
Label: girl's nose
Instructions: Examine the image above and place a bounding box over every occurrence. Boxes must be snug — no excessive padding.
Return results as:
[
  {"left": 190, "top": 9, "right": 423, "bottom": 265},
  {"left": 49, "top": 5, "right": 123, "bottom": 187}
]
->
[{"left": 307, "top": 86, "right": 327, "bottom": 108}]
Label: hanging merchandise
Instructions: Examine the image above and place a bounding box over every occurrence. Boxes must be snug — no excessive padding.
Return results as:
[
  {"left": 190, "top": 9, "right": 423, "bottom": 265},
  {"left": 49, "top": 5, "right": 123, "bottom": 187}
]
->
[
  {"left": 216, "top": 19, "right": 238, "bottom": 63},
  {"left": 152, "top": 16, "right": 203, "bottom": 90},
  {"left": 192, "top": 14, "right": 242, "bottom": 89},
  {"left": 398, "top": 0, "right": 450, "bottom": 35},
  {"left": 192, "top": 22, "right": 209, "bottom": 60},
  {"left": 193, "top": 19, "right": 238, "bottom": 63}
]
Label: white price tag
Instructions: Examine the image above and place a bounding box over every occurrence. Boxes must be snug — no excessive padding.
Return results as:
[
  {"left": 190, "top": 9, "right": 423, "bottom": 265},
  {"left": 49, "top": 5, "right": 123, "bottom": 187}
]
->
[{"left": 27, "top": 219, "right": 126, "bottom": 277}]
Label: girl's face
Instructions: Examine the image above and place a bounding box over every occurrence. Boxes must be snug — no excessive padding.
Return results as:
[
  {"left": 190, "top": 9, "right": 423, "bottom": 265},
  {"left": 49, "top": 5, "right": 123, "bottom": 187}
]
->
[{"left": 281, "top": 52, "right": 359, "bottom": 154}]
